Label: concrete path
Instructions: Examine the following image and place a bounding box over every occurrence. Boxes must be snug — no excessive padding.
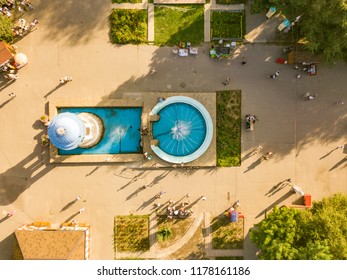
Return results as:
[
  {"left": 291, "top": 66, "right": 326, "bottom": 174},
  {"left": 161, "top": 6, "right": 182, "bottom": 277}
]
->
[
  {"left": 148, "top": 4, "right": 155, "bottom": 43},
  {"left": 0, "top": 0, "right": 346, "bottom": 261}
]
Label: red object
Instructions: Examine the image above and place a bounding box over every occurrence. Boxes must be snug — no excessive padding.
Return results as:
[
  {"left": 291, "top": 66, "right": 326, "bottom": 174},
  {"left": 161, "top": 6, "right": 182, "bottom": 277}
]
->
[
  {"left": 304, "top": 194, "right": 312, "bottom": 207},
  {"left": 276, "top": 58, "right": 286, "bottom": 64}
]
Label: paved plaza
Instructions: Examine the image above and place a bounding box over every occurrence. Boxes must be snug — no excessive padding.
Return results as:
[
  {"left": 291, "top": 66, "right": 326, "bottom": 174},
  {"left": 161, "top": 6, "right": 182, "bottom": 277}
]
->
[{"left": 0, "top": 0, "right": 346, "bottom": 260}]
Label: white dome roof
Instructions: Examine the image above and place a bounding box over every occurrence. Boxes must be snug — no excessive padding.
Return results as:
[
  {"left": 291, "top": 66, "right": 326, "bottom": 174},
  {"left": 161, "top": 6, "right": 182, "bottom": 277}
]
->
[{"left": 47, "top": 112, "right": 85, "bottom": 150}]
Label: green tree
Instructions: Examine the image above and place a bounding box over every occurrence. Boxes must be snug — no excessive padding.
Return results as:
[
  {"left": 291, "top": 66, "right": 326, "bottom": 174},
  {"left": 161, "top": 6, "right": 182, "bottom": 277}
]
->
[
  {"left": 250, "top": 206, "right": 300, "bottom": 260},
  {"left": 250, "top": 193, "right": 347, "bottom": 260},
  {"left": 0, "top": 14, "right": 13, "bottom": 43},
  {"left": 251, "top": 0, "right": 347, "bottom": 63}
]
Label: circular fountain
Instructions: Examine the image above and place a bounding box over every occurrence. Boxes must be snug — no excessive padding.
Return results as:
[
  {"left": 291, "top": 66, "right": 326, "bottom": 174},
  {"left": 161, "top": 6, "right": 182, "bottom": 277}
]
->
[{"left": 150, "top": 96, "right": 213, "bottom": 163}]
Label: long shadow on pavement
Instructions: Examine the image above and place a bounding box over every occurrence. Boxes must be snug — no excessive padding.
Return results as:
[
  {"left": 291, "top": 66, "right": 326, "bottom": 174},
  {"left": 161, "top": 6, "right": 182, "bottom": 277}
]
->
[{"left": 256, "top": 190, "right": 295, "bottom": 218}]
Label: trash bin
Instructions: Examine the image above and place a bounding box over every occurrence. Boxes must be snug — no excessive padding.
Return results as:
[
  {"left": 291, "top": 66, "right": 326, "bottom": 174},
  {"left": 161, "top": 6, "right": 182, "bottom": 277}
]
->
[
  {"left": 230, "top": 211, "right": 239, "bottom": 223},
  {"left": 304, "top": 194, "right": 312, "bottom": 207}
]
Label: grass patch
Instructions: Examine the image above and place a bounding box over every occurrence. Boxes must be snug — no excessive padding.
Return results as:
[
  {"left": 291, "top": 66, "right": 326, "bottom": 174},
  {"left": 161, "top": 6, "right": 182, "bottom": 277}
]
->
[
  {"left": 156, "top": 216, "right": 194, "bottom": 249},
  {"left": 216, "top": 90, "right": 241, "bottom": 167},
  {"left": 154, "top": 5, "right": 204, "bottom": 46},
  {"left": 114, "top": 215, "right": 150, "bottom": 254},
  {"left": 109, "top": 9, "right": 148, "bottom": 44},
  {"left": 112, "top": 0, "right": 141, "bottom": 3},
  {"left": 211, "top": 10, "right": 245, "bottom": 40},
  {"left": 211, "top": 213, "right": 244, "bottom": 249}
]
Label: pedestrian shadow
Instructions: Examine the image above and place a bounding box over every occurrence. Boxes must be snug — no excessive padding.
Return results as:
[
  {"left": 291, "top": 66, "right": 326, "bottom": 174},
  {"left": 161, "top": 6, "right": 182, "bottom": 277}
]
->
[
  {"left": 85, "top": 165, "right": 103, "bottom": 177},
  {"left": 0, "top": 97, "right": 15, "bottom": 109},
  {"left": 244, "top": 158, "right": 262, "bottom": 173},
  {"left": 256, "top": 190, "right": 294, "bottom": 218},
  {"left": 117, "top": 170, "right": 150, "bottom": 191},
  {"left": 43, "top": 84, "right": 64, "bottom": 99},
  {"left": 265, "top": 179, "right": 291, "bottom": 197},
  {"left": 0, "top": 216, "right": 10, "bottom": 224},
  {"left": 136, "top": 196, "right": 157, "bottom": 211},
  {"left": 147, "top": 170, "right": 170, "bottom": 187},
  {"left": 319, "top": 148, "right": 339, "bottom": 160},
  {"left": 329, "top": 157, "right": 347, "bottom": 171},
  {"left": 241, "top": 151, "right": 255, "bottom": 162},
  {"left": 60, "top": 197, "right": 80, "bottom": 212},
  {"left": 62, "top": 211, "right": 80, "bottom": 223},
  {"left": 126, "top": 185, "right": 149, "bottom": 201}
]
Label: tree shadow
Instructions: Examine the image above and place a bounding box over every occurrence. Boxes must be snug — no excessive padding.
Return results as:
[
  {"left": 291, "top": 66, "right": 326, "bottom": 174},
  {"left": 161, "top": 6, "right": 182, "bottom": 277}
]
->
[
  {"left": 33, "top": 0, "right": 110, "bottom": 45},
  {"left": 0, "top": 131, "right": 54, "bottom": 205},
  {"left": 0, "top": 233, "right": 14, "bottom": 260}
]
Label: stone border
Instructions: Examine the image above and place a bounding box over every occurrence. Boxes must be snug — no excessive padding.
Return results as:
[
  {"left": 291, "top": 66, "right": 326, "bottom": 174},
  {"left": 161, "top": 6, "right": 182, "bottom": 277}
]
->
[{"left": 48, "top": 98, "right": 144, "bottom": 164}]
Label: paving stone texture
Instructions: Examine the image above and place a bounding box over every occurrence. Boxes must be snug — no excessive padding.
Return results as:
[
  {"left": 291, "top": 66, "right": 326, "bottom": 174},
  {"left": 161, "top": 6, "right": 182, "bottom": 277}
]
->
[{"left": 0, "top": 0, "right": 346, "bottom": 260}]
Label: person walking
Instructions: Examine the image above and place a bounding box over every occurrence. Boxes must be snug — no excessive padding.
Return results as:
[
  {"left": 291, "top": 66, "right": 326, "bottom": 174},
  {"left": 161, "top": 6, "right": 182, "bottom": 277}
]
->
[
  {"left": 60, "top": 76, "right": 72, "bottom": 84},
  {"left": 223, "top": 78, "right": 231, "bottom": 85},
  {"left": 252, "top": 145, "right": 263, "bottom": 154},
  {"left": 262, "top": 152, "right": 273, "bottom": 161}
]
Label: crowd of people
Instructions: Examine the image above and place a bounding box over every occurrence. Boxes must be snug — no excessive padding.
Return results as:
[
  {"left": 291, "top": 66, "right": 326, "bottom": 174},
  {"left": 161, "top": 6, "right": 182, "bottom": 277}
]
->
[
  {"left": 0, "top": 0, "right": 33, "bottom": 17},
  {"left": 1, "top": 1, "right": 37, "bottom": 82}
]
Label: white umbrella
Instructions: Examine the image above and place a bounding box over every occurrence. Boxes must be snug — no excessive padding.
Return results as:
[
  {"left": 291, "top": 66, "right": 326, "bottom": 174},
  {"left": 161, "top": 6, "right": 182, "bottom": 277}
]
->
[
  {"left": 292, "top": 185, "right": 305, "bottom": 196},
  {"left": 14, "top": 53, "right": 28, "bottom": 68}
]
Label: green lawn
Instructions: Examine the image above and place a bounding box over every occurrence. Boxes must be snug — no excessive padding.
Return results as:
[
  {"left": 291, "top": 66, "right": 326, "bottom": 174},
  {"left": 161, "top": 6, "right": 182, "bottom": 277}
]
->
[
  {"left": 109, "top": 9, "right": 148, "bottom": 44},
  {"left": 154, "top": 5, "right": 204, "bottom": 46},
  {"left": 211, "top": 11, "right": 245, "bottom": 40},
  {"left": 114, "top": 215, "right": 150, "bottom": 255},
  {"left": 211, "top": 213, "right": 244, "bottom": 249},
  {"left": 216, "top": 91, "right": 241, "bottom": 167}
]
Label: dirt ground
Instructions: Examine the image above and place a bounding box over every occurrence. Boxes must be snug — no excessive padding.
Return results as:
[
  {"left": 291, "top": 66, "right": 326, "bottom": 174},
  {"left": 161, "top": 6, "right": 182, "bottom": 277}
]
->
[{"left": 164, "top": 223, "right": 206, "bottom": 260}]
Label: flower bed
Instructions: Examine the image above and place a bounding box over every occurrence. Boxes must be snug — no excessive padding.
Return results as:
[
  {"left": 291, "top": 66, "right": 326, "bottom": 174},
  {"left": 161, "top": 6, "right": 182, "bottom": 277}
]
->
[{"left": 114, "top": 215, "right": 150, "bottom": 253}]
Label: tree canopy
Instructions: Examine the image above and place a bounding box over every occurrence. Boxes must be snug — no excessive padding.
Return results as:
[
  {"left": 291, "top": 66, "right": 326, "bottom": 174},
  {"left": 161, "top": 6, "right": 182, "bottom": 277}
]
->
[
  {"left": 250, "top": 193, "right": 347, "bottom": 260},
  {"left": 0, "top": 14, "right": 13, "bottom": 43},
  {"left": 251, "top": 0, "right": 347, "bottom": 63}
]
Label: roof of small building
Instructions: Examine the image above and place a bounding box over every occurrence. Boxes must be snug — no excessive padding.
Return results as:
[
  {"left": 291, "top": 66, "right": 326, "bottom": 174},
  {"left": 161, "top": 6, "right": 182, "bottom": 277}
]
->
[
  {"left": 0, "top": 41, "right": 15, "bottom": 65},
  {"left": 15, "top": 229, "right": 87, "bottom": 260}
]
